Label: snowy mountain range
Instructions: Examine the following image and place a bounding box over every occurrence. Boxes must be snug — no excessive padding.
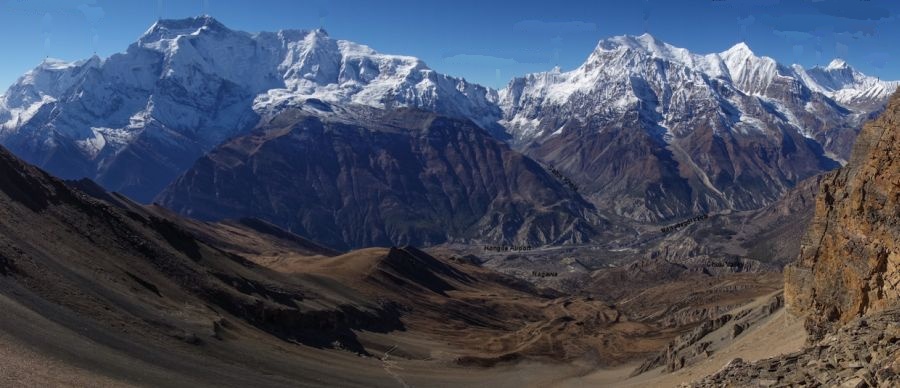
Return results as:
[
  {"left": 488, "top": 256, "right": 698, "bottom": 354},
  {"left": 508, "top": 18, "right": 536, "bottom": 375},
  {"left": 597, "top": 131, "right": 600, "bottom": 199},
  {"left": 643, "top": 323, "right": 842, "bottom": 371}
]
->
[
  {"left": 0, "top": 18, "right": 895, "bottom": 227},
  {"left": 499, "top": 33, "right": 893, "bottom": 153},
  {"left": 497, "top": 33, "right": 896, "bottom": 221},
  {"left": 0, "top": 16, "right": 499, "bottom": 201},
  {"left": 797, "top": 58, "right": 900, "bottom": 110}
]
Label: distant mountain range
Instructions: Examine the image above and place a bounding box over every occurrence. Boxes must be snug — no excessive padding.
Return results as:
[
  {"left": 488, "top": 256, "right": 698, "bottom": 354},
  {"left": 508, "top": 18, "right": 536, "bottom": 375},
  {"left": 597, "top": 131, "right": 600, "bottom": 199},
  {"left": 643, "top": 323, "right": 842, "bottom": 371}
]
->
[
  {"left": 499, "top": 34, "right": 895, "bottom": 221},
  {"left": 1, "top": 17, "right": 896, "bottom": 247}
]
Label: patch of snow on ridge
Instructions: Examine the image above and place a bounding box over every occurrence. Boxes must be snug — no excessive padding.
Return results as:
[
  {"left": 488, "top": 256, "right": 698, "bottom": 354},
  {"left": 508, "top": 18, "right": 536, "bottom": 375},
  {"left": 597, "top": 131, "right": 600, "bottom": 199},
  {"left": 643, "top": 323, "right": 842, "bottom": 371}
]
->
[
  {"left": 762, "top": 96, "right": 813, "bottom": 139},
  {"left": 499, "top": 116, "right": 542, "bottom": 139},
  {"left": 0, "top": 95, "right": 56, "bottom": 135},
  {"left": 737, "top": 116, "right": 767, "bottom": 135},
  {"left": 75, "top": 128, "right": 107, "bottom": 159},
  {"left": 550, "top": 125, "right": 565, "bottom": 137}
]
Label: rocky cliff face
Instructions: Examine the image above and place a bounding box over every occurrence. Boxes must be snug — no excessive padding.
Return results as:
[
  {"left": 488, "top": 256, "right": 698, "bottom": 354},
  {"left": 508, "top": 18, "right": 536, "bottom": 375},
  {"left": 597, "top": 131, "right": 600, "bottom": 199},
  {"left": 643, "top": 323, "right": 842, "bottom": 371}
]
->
[{"left": 785, "top": 90, "right": 900, "bottom": 340}]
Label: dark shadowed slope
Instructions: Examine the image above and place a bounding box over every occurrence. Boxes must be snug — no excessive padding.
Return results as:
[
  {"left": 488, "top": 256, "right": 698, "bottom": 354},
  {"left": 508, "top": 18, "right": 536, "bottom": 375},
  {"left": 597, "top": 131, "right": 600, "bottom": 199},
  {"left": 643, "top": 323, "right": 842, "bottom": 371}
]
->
[
  {"left": 158, "top": 104, "right": 604, "bottom": 250},
  {"left": 0, "top": 144, "right": 414, "bottom": 387},
  {"left": 0, "top": 144, "right": 630, "bottom": 386}
]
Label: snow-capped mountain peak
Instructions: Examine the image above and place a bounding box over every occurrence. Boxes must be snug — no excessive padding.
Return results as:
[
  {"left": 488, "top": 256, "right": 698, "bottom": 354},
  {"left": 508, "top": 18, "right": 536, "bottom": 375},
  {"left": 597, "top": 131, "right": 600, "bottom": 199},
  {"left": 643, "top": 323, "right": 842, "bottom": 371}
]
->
[
  {"left": 592, "top": 33, "right": 693, "bottom": 65},
  {"left": 825, "top": 58, "right": 848, "bottom": 70},
  {"left": 0, "top": 55, "right": 103, "bottom": 134},
  {"left": 501, "top": 36, "right": 791, "bottom": 135},
  {"left": 251, "top": 27, "right": 501, "bottom": 129},
  {"left": 798, "top": 58, "right": 899, "bottom": 109},
  {"left": 140, "top": 15, "right": 231, "bottom": 43},
  {"left": 716, "top": 42, "right": 792, "bottom": 95},
  {"left": 722, "top": 42, "right": 753, "bottom": 57}
]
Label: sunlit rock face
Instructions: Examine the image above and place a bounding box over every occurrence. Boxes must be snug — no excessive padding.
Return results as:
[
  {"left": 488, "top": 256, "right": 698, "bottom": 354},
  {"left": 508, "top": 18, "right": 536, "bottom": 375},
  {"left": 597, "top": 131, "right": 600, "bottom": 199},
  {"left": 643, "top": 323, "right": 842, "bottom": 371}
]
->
[{"left": 785, "top": 90, "right": 900, "bottom": 340}]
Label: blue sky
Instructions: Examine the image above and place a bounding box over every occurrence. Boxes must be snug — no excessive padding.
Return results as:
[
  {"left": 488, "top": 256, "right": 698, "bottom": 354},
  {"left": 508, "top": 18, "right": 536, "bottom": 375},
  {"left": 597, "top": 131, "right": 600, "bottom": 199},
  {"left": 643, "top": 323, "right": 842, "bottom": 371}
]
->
[{"left": 0, "top": 0, "right": 897, "bottom": 89}]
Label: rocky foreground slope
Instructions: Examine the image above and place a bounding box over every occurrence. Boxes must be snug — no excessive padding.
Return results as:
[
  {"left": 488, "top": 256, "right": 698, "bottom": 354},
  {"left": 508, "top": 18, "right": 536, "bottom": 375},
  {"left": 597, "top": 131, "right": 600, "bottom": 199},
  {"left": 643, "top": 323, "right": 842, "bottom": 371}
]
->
[{"left": 692, "top": 308, "right": 900, "bottom": 387}]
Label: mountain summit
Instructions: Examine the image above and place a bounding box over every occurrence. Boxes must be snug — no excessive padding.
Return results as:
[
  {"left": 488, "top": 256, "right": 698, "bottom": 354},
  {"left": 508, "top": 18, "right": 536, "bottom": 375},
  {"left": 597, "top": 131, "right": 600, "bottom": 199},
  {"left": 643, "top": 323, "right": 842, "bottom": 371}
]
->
[
  {"left": 825, "top": 58, "right": 848, "bottom": 70},
  {"left": 139, "top": 15, "right": 231, "bottom": 41}
]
